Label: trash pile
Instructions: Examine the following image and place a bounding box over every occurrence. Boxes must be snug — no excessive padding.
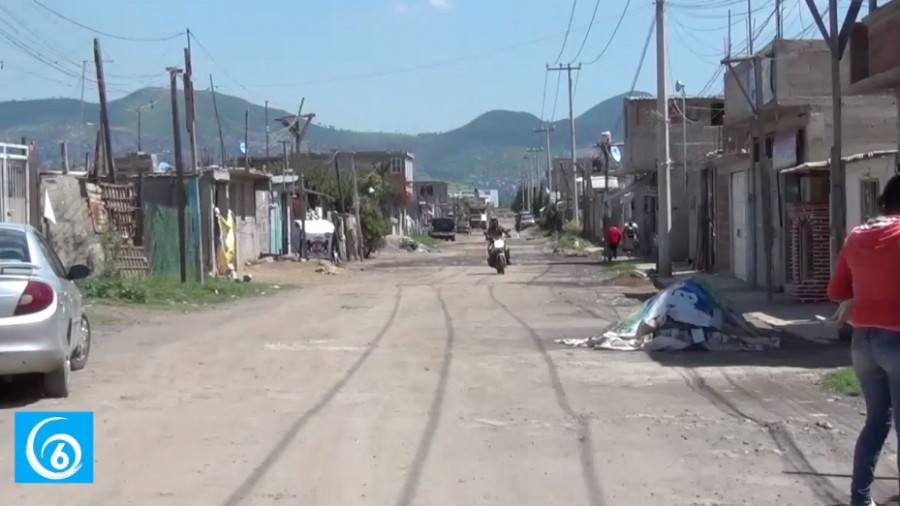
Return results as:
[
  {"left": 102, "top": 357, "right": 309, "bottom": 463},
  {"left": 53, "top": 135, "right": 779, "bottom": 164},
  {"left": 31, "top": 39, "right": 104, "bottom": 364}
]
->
[{"left": 556, "top": 277, "right": 780, "bottom": 352}]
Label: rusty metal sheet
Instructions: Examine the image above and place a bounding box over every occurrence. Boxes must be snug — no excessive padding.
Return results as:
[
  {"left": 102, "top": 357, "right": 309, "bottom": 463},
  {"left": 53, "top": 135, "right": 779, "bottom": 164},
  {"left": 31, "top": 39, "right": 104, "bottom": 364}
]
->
[{"left": 85, "top": 183, "right": 107, "bottom": 234}]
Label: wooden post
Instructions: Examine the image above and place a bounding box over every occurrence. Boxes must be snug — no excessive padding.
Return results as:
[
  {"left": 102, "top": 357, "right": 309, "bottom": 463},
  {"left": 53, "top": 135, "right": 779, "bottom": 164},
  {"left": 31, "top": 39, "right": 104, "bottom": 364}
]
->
[
  {"left": 184, "top": 47, "right": 204, "bottom": 284},
  {"left": 350, "top": 153, "right": 363, "bottom": 260},
  {"left": 167, "top": 67, "right": 188, "bottom": 283},
  {"left": 209, "top": 75, "right": 227, "bottom": 167},
  {"left": 59, "top": 142, "right": 69, "bottom": 174},
  {"left": 93, "top": 38, "right": 116, "bottom": 182},
  {"left": 92, "top": 128, "right": 103, "bottom": 183}
]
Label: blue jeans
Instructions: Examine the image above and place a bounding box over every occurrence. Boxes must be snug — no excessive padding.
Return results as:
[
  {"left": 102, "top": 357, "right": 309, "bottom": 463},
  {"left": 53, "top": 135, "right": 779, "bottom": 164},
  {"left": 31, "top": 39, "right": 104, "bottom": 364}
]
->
[{"left": 851, "top": 327, "right": 900, "bottom": 505}]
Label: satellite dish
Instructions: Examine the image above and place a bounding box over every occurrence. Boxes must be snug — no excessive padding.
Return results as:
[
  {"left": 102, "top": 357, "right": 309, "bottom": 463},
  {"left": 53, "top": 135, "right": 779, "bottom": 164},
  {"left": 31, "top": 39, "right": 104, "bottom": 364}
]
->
[
  {"left": 610, "top": 146, "right": 622, "bottom": 163},
  {"left": 239, "top": 142, "right": 247, "bottom": 155}
]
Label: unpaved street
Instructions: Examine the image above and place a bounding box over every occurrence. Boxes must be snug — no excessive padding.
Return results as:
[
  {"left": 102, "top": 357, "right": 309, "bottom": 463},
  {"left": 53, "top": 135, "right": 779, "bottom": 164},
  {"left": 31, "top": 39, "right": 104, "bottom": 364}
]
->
[{"left": 0, "top": 234, "right": 889, "bottom": 505}]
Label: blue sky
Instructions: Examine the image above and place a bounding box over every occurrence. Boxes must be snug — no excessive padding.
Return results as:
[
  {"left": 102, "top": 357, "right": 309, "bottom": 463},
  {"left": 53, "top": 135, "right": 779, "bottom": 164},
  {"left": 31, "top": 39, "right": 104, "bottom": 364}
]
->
[{"left": 0, "top": 0, "right": 858, "bottom": 133}]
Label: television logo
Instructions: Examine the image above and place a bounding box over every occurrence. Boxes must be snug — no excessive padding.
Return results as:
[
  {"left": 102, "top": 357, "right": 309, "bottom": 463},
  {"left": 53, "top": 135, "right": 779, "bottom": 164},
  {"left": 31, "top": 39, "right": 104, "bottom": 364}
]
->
[{"left": 14, "top": 411, "right": 93, "bottom": 484}]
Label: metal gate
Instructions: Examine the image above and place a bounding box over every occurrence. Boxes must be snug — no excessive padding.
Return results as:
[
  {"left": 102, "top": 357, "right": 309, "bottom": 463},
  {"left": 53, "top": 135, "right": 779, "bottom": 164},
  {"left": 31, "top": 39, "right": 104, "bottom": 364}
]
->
[{"left": 0, "top": 143, "right": 30, "bottom": 224}]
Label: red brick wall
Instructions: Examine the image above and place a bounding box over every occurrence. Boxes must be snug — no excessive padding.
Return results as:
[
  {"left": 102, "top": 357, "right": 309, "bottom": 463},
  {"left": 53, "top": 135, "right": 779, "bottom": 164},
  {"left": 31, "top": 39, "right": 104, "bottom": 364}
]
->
[{"left": 786, "top": 203, "right": 830, "bottom": 303}]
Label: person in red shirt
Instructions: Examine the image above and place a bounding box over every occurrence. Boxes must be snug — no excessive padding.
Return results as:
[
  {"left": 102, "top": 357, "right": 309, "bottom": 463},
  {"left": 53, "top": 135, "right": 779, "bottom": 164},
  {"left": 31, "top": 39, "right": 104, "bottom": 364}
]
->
[
  {"left": 606, "top": 225, "right": 622, "bottom": 260},
  {"left": 828, "top": 174, "right": 900, "bottom": 506}
]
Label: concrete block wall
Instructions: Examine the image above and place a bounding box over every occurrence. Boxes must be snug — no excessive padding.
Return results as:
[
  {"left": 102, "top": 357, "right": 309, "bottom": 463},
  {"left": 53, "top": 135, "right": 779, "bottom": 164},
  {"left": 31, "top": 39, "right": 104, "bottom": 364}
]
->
[
  {"left": 786, "top": 203, "right": 830, "bottom": 303},
  {"left": 714, "top": 168, "right": 731, "bottom": 275}
]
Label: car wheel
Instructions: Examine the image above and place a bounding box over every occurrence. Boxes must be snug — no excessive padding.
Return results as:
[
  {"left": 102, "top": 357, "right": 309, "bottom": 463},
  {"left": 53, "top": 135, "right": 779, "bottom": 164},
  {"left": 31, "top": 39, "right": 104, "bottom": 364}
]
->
[
  {"left": 71, "top": 314, "right": 91, "bottom": 371},
  {"left": 43, "top": 358, "right": 71, "bottom": 398}
]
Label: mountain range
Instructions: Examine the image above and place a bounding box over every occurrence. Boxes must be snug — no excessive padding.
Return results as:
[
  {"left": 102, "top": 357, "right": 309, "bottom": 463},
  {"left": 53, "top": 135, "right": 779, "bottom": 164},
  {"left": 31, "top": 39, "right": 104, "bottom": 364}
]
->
[{"left": 0, "top": 87, "right": 647, "bottom": 190}]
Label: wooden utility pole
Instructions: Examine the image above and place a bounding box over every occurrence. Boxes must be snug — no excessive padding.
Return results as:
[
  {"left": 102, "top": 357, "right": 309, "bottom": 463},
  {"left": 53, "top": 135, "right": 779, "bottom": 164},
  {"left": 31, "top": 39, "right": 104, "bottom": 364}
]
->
[
  {"left": 184, "top": 44, "right": 204, "bottom": 283},
  {"left": 209, "top": 75, "right": 227, "bottom": 166},
  {"left": 265, "top": 101, "right": 270, "bottom": 166},
  {"left": 282, "top": 140, "right": 292, "bottom": 255},
  {"left": 803, "top": 0, "right": 863, "bottom": 267},
  {"left": 92, "top": 128, "right": 103, "bottom": 182},
  {"left": 547, "top": 63, "right": 581, "bottom": 226},
  {"left": 93, "top": 38, "right": 116, "bottom": 182},
  {"left": 655, "top": 0, "right": 672, "bottom": 277},
  {"left": 167, "top": 66, "right": 187, "bottom": 283},
  {"left": 243, "top": 109, "right": 249, "bottom": 168},
  {"left": 59, "top": 142, "right": 69, "bottom": 174},
  {"left": 534, "top": 125, "right": 554, "bottom": 200},
  {"left": 350, "top": 153, "right": 363, "bottom": 260}
]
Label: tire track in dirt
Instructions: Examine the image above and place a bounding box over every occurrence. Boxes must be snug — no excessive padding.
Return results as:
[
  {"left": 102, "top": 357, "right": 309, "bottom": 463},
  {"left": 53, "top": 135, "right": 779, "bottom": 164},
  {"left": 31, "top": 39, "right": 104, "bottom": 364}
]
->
[
  {"left": 489, "top": 285, "right": 606, "bottom": 506},
  {"left": 221, "top": 287, "right": 404, "bottom": 506},
  {"left": 393, "top": 287, "right": 456, "bottom": 506},
  {"left": 677, "top": 369, "right": 844, "bottom": 504}
]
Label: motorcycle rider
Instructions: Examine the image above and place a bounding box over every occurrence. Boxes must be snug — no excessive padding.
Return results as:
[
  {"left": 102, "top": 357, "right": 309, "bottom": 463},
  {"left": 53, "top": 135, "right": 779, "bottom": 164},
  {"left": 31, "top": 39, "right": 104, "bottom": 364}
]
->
[{"left": 485, "top": 217, "right": 512, "bottom": 265}]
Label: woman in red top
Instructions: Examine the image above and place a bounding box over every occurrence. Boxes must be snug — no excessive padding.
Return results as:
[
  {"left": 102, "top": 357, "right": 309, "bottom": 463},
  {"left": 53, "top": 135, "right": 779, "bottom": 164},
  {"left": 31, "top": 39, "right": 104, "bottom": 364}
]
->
[
  {"left": 606, "top": 225, "right": 622, "bottom": 260},
  {"left": 828, "top": 174, "right": 900, "bottom": 506}
]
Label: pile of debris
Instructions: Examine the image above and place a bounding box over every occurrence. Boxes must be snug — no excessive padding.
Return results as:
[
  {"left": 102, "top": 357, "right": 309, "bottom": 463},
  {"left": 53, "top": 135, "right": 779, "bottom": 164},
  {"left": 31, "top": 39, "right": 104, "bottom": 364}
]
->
[{"left": 557, "top": 277, "right": 780, "bottom": 352}]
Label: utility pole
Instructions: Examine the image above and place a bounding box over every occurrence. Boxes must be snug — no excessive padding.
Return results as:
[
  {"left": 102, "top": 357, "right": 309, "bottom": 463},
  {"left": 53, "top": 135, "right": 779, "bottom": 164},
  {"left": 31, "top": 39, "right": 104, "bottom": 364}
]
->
[
  {"left": 277, "top": 105, "right": 315, "bottom": 259},
  {"left": 59, "top": 142, "right": 69, "bottom": 174},
  {"left": 350, "top": 153, "right": 364, "bottom": 260},
  {"left": 93, "top": 38, "right": 116, "bottom": 182},
  {"left": 265, "top": 101, "right": 270, "bottom": 166},
  {"left": 167, "top": 66, "right": 188, "bottom": 283},
  {"left": 534, "top": 125, "right": 554, "bottom": 201},
  {"left": 243, "top": 109, "right": 249, "bottom": 168},
  {"left": 281, "top": 140, "right": 292, "bottom": 255},
  {"left": 209, "top": 75, "right": 227, "bottom": 166},
  {"left": 184, "top": 43, "right": 204, "bottom": 284},
  {"left": 804, "top": 0, "right": 863, "bottom": 267},
  {"left": 526, "top": 147, "right": 543, "bottom": 214},
  {"left": 776, "top": 0, "right": 783, "bottom": 39},
  {"left": 547, "top": 63, "right": 581, "bottom": 226},
  {"left": 655, "top": 0, "right": 673, "bottom": 277}
]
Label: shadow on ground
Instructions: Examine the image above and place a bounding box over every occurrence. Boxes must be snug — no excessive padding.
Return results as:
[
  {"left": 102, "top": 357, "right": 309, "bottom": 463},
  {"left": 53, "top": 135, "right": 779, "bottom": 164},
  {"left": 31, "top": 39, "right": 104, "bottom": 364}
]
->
[
  {"left": 0, "top": 375, "right": 45, "bottom": 409},
  {"left": 646, "top": 332, "right": 851, "bottom": 370}
]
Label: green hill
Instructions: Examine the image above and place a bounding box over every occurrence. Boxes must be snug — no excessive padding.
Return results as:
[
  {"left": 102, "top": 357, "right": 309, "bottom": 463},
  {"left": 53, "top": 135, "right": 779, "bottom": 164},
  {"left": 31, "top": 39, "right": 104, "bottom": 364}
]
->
[{"left": 0, "top": 87, "right": 646, "bottom": 190}]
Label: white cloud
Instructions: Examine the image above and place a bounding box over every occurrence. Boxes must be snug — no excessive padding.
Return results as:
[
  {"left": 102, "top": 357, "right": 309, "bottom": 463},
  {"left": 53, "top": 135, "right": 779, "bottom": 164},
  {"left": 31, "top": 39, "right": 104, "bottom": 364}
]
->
[
  {"left": 393, "top": 1, "right": 411, "bottom": 15},
  {"left": 427, "top": 0, "right": 453, "bottom": 10}
]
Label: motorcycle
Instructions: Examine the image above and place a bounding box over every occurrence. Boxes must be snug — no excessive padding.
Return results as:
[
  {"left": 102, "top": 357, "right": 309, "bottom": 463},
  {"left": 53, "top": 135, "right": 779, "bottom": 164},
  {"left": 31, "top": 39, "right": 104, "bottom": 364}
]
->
[{"left": 486, "top": 235, "right": 508, "bottom": 275}]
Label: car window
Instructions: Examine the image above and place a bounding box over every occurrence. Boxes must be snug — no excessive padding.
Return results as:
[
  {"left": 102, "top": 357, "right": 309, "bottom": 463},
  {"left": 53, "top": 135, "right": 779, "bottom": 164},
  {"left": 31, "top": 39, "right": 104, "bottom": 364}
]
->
[
  {"left": 32, "top": 232, "right": 67, "bottom": 278},
  {"left": 0, "top": 229, "right": 31, "bottom": 262}
]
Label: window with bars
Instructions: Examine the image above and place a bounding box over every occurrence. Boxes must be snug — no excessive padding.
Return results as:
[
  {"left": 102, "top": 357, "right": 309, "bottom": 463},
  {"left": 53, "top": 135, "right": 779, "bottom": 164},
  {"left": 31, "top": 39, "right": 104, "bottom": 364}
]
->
[{"left": 861, "top": 179, "right": 880, "bottom": 222}]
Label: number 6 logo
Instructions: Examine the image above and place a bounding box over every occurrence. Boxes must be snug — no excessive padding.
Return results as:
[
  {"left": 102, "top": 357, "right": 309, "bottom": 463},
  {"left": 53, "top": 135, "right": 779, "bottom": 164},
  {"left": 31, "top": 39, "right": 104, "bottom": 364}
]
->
[{"left": 25, "top": 417, "right": 83, "bottom": 480}]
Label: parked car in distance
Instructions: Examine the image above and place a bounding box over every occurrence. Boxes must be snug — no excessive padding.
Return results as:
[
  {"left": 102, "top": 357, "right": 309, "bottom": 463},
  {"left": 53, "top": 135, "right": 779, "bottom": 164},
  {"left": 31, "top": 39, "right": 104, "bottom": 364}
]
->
[
  {"left": 519, "top": 212, "right": 536, "bottom": 229},
  {"left": 428, "top": 217, "right": 457, "bottom": 241},
  {"left": 0, "top": 224, "right": 92, "bottom": 398},
  {"left": 456, "top": 222, "right": 471, "bottom": 235}
]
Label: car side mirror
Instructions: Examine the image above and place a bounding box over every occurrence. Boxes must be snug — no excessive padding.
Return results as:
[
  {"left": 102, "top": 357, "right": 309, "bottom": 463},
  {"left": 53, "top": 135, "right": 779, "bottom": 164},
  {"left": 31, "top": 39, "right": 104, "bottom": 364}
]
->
[{"left": 67, "top": 264, "right": 91, "bottom": 280}]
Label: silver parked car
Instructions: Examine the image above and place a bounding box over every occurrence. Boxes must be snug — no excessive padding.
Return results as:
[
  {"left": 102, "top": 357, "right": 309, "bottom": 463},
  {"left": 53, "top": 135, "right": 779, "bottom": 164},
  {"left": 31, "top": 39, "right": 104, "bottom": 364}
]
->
[{"left": 0, "top": 223, "right": 92, "bottom": 398}]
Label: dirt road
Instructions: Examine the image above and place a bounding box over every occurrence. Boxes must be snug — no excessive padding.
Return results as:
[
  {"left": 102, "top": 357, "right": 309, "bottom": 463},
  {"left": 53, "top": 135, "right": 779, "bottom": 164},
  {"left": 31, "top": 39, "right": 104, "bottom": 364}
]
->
[{"left": 0, "top": 233, "right": 889, "bottom": 505}]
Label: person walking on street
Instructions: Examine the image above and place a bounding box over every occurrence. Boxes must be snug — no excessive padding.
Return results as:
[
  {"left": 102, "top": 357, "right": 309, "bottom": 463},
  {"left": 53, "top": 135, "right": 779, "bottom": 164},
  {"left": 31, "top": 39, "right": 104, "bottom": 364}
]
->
[
  {"left": 828, "top": 175, "right": 900, "bottom": 506},
  {"left": 606, "top": 224, "right": 622, "bottom": 262},
  {"left": 623, "top": 220, "right": 639, "bottom": 255}
]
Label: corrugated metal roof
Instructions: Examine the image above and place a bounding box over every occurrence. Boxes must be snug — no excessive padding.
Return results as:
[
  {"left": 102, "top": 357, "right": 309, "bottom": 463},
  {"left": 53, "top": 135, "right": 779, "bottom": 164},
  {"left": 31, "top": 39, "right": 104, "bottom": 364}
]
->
[{"left": 780, "top": 150, "right": 898, "bottom": 174}]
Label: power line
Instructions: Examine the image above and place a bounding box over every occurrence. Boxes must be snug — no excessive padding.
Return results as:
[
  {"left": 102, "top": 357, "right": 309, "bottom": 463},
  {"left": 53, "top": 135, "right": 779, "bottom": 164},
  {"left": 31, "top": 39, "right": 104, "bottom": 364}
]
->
[
  {"left": 539, "top": 70, "right": 550, "bottom": 121},
  {"left": 550, "top": 70, "right": 563, "bottom": 121},
  {"left": 28, "top": 0, "right": 184, "bottom": 42},
  {"left": 584, "top": 0, "right": 634, "bottom": 65},
  {"left": 612, "top": 13, "right": 656, "bottom": 134},
  {"left": 552, "top": 0, "right": 579, "bottom": 64},
  {"left": 571, "top": 0, "right": 602, "bottom": 62}
]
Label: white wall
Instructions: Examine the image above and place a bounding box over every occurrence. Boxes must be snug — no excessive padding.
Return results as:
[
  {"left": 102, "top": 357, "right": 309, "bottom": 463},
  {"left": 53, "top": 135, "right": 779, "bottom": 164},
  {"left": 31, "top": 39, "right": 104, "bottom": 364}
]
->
[{"left": 846, "top": 155, "right": 898, "bottom": 230}]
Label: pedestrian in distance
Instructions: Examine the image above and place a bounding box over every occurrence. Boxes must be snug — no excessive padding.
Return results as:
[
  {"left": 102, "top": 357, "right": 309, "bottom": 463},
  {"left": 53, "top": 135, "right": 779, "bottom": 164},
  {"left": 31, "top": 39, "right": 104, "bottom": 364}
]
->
[
  {"left": 828, "top": 174, "right": 900, "bottom": 506},
  {"left": 605, "top": 224, "right": 622, "bottom": 263}
]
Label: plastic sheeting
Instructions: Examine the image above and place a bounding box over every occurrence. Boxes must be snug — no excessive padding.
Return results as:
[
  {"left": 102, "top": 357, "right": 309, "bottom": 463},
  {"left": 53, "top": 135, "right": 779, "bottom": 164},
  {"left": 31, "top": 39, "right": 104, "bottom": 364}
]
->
[
  {"left": 557, "top": 277, "right": 780, "bottom": 352},
  {"left": 216, "top": 209, "right": 236, "bottom": 276}
]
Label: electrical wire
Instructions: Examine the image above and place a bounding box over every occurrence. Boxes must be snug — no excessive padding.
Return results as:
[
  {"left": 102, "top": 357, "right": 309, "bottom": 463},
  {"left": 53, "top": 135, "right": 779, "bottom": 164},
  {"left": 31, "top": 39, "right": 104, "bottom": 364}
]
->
[
  {"left": 550, "top": 70, "right": 563, "bottom": 121},
  {"left": 583, "top": 0, "right": 633, "bottom": 65},
  {"left": 570, "top": 0, "right": 602, "bottom": 62},
  {"left": 612, "top": 14, "right": 656, "bottom": 134},
  {"left": 539, "top": 70, "right": 550, "bottom": 121},
  {"left": 28, "top": 0, "right": 184, "bottom": 42},
  {"left": 552, "top": 0, "right": 579, "bottom": 64}
]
